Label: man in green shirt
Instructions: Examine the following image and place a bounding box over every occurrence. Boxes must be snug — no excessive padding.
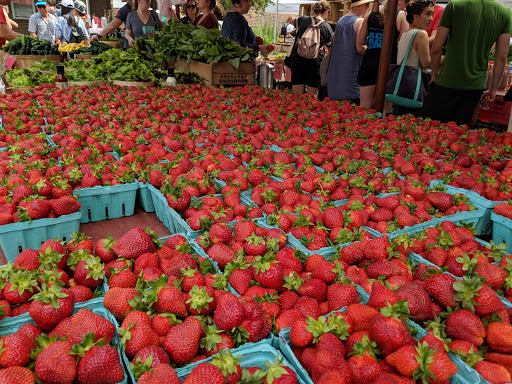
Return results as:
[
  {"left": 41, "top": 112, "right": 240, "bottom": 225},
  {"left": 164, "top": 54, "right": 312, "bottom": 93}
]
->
[{"left": 421, "top": 0, "right": 512, "bottom": 126}]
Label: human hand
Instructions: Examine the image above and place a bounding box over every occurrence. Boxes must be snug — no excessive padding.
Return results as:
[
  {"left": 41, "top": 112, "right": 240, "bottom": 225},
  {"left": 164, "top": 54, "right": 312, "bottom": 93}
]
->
[
  {"left": 482, "top": 89, "right": 497, "bottom": 106},
  {"left": 126, "top": 36, "right": 134, "bottom": 47},
  {"left": 90, "top": 34, "right": 98, "bottom": 42},
  {"left": 259, "top": 44, "right": 273, "bottom": 57}
]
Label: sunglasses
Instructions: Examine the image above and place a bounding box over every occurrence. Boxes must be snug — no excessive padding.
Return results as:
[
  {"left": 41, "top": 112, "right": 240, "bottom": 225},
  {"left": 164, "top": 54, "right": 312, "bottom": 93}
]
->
[
  {"left": 187, "top": 5, "right": 196, "bottom": 8},
  {"left": 37, "top": 5, "right": 46, "bottom": 8}
]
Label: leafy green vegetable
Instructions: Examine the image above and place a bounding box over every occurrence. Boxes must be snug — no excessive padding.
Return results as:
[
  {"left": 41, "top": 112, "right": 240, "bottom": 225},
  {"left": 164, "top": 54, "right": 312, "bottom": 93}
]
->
[
  {"left": 5, "top": 68, "right": 55, "bottom": 87},
  {"left": 153, "top": 20, "right": 252, "bottom": 69},
  {"left": 30, "top": 58, "right": 57, "bottom": 72}
]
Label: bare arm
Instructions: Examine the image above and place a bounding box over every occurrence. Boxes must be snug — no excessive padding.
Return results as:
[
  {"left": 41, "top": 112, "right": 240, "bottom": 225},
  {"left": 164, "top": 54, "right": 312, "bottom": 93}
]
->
[
  {"left": 414, "top": 30, "right": 431, "bottom": 70},
  {"left": 484, "top": 32, "right": 511, "bottom": 103},
  {"left": 428, "top": 29, "right": 437, "bottom": 46},
  {"left": 356, "top": 14, "right": 369, "bottom": 55},
  {"left": 430, "top": 25, "right": 449, "bottom": 83},
  {"left": 397, "top": 11, "right": 409, "bottom": 38},
  {"left": 91, "top": 17, "right": 123, "bottom": 41},
  {"left": 124, "top": 28, "right": 134, "bottom": 47},
  {"left": 0, "top": 23, "right": 21, "bottom": 41}
]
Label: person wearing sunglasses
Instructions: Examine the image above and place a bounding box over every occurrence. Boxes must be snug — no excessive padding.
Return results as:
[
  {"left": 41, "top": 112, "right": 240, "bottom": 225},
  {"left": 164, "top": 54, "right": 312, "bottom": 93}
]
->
[
  {"left": 28, "top": 1, "right": 57, "bottom": 44},
  {"left": 421, "top": 0, "right": 511, "bottom": 126},
  {"left": 181, "top": 0, "right": 199, "bottom": 24}
]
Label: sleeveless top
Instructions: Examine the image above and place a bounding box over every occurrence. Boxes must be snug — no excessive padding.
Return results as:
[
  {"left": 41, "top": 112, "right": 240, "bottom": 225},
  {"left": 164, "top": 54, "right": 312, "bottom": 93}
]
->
[
  {"left": 327, "top": 15, "right": 362, "bottom": 100},
  {"left": 397, "top": 28, "right": 427, "bottom": 72},
  {"left": 366, "top": 11, "right": 399, "bottom": 63}
]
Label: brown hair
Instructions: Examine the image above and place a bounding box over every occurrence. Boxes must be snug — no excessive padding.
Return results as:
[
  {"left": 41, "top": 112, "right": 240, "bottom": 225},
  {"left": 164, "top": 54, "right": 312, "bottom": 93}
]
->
[
  {"left": 213, "top": 4, "right": 224, "bottom": 20},
  {"left": 187, "top": 0, "right": 199, "bottom": 15},
  {"left": 207, "top": 0, "right": 216, "bottom": 10},
  {"left": 312, "top": 0, "right": 330, "bottom": 15},
  {"left": 405, "top": 0, "right": 431, "bottom": 24}
]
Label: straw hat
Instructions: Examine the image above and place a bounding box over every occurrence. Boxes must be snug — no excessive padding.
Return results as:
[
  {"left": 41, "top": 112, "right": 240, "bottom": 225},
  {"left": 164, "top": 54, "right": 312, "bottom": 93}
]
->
[{"left": 350, "top": 0, "right": 373, "bottom": 8}]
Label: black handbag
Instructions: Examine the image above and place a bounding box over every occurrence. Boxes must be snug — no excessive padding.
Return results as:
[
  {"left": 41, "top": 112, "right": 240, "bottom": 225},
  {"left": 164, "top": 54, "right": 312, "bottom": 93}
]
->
[{"left": 385, "top": 29, "right": 430, "bottom": 109}]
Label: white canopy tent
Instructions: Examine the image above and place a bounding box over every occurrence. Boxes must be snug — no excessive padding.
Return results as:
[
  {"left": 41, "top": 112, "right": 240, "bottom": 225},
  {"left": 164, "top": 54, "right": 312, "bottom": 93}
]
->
[{"left": 264, "top": 0, "right": 317, "bottom": 42}]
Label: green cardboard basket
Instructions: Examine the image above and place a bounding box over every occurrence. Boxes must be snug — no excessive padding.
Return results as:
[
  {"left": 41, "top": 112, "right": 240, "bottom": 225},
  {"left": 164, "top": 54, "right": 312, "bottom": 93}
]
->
[{"left": 73, "top": 182, "right": 139, "bottom": 223}]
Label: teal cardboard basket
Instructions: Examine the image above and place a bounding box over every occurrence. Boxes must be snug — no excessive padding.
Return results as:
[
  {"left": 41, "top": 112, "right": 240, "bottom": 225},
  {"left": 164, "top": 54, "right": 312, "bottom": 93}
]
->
[
  {"left": 73, "top": 182, "right": 138, "bottom": 223},
  {"left": 123, "top": 335, "right": 275, "bottom": 383},
  {"left": 137, "top": 182, "right": 155, "bottom": 213},
  {"left": 174, "top": 342, "right": 305, "bottom": 383},
  {"left": 430, "top": 180, "right": 500, "bottom": 235},
  {"left": 0, "top": 210, "right": 82, "bottom": 264},
  {"left": 148, "top": 184, "right": 196, "bottom": 234},
  {"left": 491, "top": 212, "right": 512, "bottom": 255},
  {"left": 0, "top": 299, "right": 128, "bottom": 384}
]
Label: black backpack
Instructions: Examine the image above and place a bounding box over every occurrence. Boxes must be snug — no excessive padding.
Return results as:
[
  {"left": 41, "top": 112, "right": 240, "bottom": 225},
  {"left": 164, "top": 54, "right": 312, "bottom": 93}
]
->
[{"left": 65, "top": 15, "right": 84, "bottom": 44}]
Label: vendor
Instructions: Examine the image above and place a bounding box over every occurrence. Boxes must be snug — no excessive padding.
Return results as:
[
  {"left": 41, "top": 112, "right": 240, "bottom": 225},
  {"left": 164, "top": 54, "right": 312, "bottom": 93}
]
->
[
  {"left": 125, "top": 0, "right": 163, "bottom": 47},
  {"left": 181, "top": 0, "right": 198, "bottom": 24},
  {"left": 193, "top": 0, "right": 218, "bottom": 29},
  {"left": 90, "top": 0, "right": 132, "bottom": 44},
  {"left": 221, "top": 0, "right": 272, "bottom": 56}
]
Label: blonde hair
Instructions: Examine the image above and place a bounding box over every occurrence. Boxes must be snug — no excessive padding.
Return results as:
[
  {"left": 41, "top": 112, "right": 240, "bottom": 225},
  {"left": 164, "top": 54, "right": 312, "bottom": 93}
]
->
[{"left": 312, "top": 0, "right": 330, "bottom": 15}]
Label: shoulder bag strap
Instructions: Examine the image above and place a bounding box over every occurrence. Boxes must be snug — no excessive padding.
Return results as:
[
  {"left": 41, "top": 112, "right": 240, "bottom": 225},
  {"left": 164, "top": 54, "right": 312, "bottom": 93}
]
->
[{"left": 393, "top": 29, "right": 421, "bottom": 98}]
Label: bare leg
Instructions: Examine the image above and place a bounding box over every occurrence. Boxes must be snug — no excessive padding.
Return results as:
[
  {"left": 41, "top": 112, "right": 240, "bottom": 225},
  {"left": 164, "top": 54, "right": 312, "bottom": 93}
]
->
[
  {"left": 359, "top": 85, "right": 376, "bottom": 110},
  {"left": 293, "top": 84, "right": 305, "bottom": 94},
  {"left": 306, "top": 86, "right": 318, "bottom": 98}
]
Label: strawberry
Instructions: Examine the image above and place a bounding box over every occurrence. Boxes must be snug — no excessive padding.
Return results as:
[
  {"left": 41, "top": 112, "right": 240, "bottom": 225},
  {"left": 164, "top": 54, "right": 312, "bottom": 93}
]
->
[
  {"left": 0, "top": 366, "right": 35, "bottom": 384},
  {"left": 209, "top": 223, "right": 232, "bottom": 244},
  {"left": 164, "top": 317, "right": 202, "bottom": 365},
  {"left": 427, "top": 192, "right": 453, "bottom": 212},
  {"left": 120, "top": 321, "right": 160, "bottom": 358},
  {"left": 34, "top": 337, "right": 77, "bottom": 383},
  {"left": 183, "top": 363, "right": 226, "bottom": 384},
  {"left": 67, "top": 308, "right": 116, "bottom": 345},
  {"left": 208, "top": 243, "right": 236, "bottom": 270},
  {"left": 369, "top": 314, "right": 416, "bottom": 357},
  {"left": 487, "top": 321, "right": 512, "bottom": 354},
  {"left": 263, "top": 356, "right": 298, "bottom": 384},
  {"left": 445, "top": 309, "right": 486, "bottom": 346},
  {"left": 214, "top": 293, "right": 245, "bottom": 331},
  {"left": 327, "top": 283, "right": 361, "bottom": 312},
  {"left": 494, "top": 203, "right": 512, "bottom": 220},
  {"left": 474, "top": 361, "right": 512, "bottom": 384},
  {"left": 385, "top": 344, "right": 419, "bottom": 377},
  {"left": 0, "top": 331, "right": 34, "bottom": 368},
  {"left": 76, "top": 344, "right": 125, "bottom": 384},
  {"left": 138, "top": 364, "right": 181, "bottom": 384},
  {"left": 11, "top": 184, "right": 34, "bottom": 204},
  {"left": 363, "top": 237, "right": 391, "bottom": 261},
  {"left": 50, "top": 195, "right": 81, "bottom": 216},
  {"left": 103, "top": 287, "right": 141, "bottom": 321},
  {"left": 95, "top": 235, "right": 117, "bottom": 263},
  {"left": 74, "top": 257, "right": 104, "bottom": 288},
  {"left": 29, "top": 284, "right": 74, "bottom": 331},
  {"left": 113, "top": 227, "right": 157, "bottom": 259}
]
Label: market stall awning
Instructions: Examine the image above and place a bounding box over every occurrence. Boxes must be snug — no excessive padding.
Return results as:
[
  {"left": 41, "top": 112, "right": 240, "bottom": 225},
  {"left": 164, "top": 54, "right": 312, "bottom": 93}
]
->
[{"left": 264, "top": 0, "right": 316, "bottom": 15}]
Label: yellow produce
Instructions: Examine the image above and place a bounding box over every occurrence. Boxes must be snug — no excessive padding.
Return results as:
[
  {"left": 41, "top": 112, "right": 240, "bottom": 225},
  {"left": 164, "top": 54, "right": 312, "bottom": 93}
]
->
[{"left": 58, "top": 41, "right": 90, "bottom": 52}]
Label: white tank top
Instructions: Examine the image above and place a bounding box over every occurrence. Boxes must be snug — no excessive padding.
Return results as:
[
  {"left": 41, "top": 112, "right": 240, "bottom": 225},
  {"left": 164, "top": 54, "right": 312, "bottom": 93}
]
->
[{"left": 397, "top": 28, "right": 427, "bottom": 72}]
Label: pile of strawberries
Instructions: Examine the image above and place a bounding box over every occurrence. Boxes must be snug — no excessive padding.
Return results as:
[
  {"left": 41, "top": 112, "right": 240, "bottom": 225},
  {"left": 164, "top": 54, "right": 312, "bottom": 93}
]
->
[
  {"left": 2, "top": 84, "right": 512, "bottom": 384},
  {"left": 0, "top": 302, "right": 125, "bottom": 383}
]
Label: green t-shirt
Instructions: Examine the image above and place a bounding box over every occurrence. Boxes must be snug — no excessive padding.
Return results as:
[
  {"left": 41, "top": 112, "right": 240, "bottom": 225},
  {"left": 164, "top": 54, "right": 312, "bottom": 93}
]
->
[{"left": 436, "top": 0, "right": 512, "bottom": 90}]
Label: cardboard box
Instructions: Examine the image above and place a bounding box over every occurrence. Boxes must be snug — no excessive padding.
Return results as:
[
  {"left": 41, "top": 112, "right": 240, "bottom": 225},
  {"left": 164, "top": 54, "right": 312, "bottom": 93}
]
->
[{"left": 189, "top": 60, "right": 255, "bottom": 87}]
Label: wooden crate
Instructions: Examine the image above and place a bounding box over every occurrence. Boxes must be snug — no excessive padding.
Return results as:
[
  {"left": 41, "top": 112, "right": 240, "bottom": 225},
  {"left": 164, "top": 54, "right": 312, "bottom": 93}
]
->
[
  {"left": 328, "top": 0, "right": 350, "bottom": 23},
  {"left": 299, "top": 3, "right": 313, "bottom": 16},
  {"left": 189, "top": 60, "right": 255, "bottom": 87}
]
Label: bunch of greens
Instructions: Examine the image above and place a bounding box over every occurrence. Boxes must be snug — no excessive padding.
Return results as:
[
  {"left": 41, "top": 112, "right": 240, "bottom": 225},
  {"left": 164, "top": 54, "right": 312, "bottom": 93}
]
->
[
  {"left": 91, "top": 48, "right": 166, "bottom": 82},
  {"left": 30, "top": 58, "right": 57, "bottom": 72},
  {"left": 5, "top": 69, "right": 55, "bottom": 87},
  {"left": 63, "top": 59, "right": 85, "bottom": 69},
  {"left": 153, "top": 20, "right": 251, "bottom": 69},
  {"left": 174, "top": 70, "right": 204, "bottom": 85},
  {"left": 66, "top": 64, "right": 103, "bottom": 82}
]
